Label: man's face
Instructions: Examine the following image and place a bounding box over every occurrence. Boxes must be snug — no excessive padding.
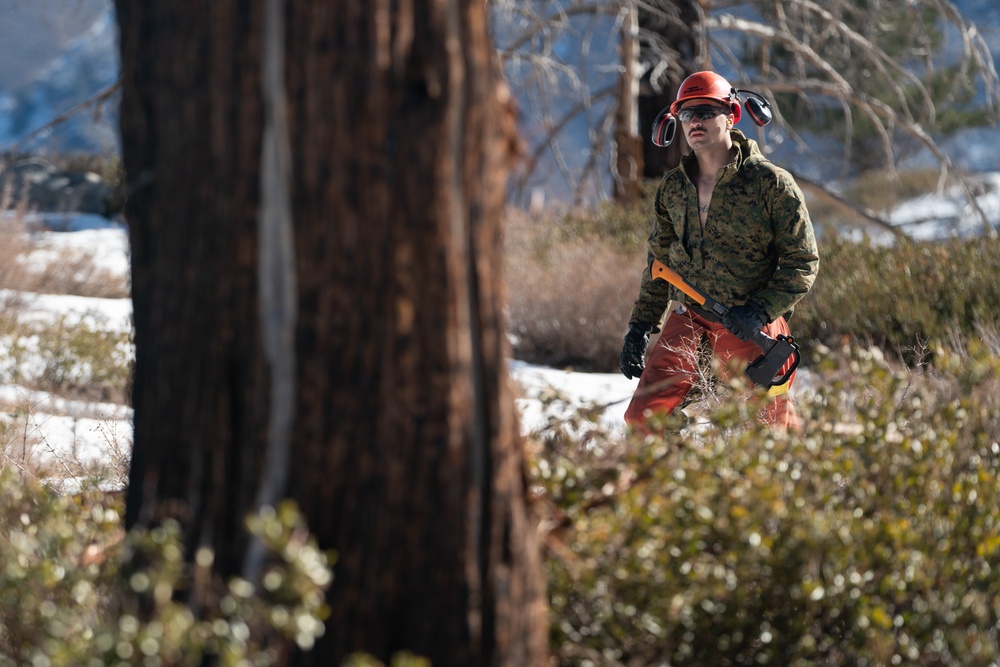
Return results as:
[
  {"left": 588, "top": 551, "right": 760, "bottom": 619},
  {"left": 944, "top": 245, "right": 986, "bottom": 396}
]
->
[{"left": 678, "top": 99, "right": 731, "bottom": 149}]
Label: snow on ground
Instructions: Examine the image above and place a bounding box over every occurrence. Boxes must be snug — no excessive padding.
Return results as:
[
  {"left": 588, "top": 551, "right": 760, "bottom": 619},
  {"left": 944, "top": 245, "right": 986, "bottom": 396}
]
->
[
  {"left": 2, "top": 224, "right": 133, "bottom": 484},
  {"left": 0, "top": 383, "right": 131, "bottom": 421},
  {"left": 1, "top": 405, "right": 130, "bottom": 469},
  {"left": 886, "top": 172, "right": 1000, "bottom": 240},
  {"left": 22, "top": 221, "right": 130, "bottom": 278},
  {"left": 510, "top": 360, "right": 633, "bottom": 437},
  {"left": 0, "top": 381, "right": 132, "bottom": 493},
  {"left": 2, "top": 222, "right": 640, "bottom": 486},
  {"left": 2, "top": 289, "right": 132, "bottom": 334}
]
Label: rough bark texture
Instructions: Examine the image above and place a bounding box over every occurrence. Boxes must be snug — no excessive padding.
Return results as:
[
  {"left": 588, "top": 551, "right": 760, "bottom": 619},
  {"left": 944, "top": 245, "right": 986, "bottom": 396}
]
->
[
  {"left": 284, "top": 2, "right": 547, "bottom": 664},
  {"left": 116, "top": 0, "right": 547, "bottom": 665},
  {"left": 116, "top": 0, "right": 268, "bottom": 564}
]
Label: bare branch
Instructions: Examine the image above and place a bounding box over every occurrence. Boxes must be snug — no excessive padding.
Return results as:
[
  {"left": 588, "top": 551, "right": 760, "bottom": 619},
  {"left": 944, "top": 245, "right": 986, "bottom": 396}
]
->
[
  {"left": 761, "top": 78, "right": 995, "bottom": 236},
  {"left": 6, "top": 80, "right": 120, "bottom": 153},
  {"left": 792, "top": 173, "right": 906, "bottom": 240}
]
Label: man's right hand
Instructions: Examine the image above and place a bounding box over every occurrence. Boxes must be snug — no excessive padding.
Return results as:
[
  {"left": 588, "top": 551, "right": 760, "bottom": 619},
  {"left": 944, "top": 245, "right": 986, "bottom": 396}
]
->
[
  {"left": 721, "top": 301, "right": 768, "bottom": 342},
  {"left": 620, "top": 322, "right": 653, "bottom": 379}
]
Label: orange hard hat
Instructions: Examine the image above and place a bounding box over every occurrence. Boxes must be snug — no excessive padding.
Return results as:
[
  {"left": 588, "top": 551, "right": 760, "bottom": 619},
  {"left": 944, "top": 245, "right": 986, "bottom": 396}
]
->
[{"left": 669, "top": 71, "right": 741, "bottom": 124}]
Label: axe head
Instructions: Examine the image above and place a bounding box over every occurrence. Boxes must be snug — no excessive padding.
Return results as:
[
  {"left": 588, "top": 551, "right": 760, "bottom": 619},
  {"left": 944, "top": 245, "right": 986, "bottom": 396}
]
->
[{"left": 745, "top": 334, "right": 800, "bottom": 387}]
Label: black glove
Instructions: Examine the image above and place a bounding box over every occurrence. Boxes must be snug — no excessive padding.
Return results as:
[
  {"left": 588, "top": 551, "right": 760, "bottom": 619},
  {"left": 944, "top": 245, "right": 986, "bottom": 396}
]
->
[
  {"left": 722, "top": 301, "right": 769, "bottom": 342},
  {"left": 620, "top": 322, "right": 653, "bottom": 379}
]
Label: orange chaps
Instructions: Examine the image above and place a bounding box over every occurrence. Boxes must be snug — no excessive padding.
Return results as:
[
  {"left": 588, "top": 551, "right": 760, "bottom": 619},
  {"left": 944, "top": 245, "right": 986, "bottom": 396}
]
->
[{"left": 624, "top": 306, "right": 800, "bottom": 430}]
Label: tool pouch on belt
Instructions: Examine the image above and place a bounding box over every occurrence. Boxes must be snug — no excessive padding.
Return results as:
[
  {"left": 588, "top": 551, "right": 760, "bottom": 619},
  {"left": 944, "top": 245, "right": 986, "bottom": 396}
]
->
[{"left": 745, "top": 334, "right": 799, "bottom": 388}]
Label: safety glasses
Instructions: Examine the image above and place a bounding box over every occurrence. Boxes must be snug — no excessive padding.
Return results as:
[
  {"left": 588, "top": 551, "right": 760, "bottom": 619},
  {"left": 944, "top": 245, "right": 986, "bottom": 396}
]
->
[{"left": 677, "top": 105, "right": 729, "bottom": 122}]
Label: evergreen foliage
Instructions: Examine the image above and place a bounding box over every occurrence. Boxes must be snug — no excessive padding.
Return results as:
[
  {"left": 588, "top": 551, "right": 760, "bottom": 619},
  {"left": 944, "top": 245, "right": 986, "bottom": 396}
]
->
[{"left": 794, "top": 235, "right": 1000, "bottom": 359}]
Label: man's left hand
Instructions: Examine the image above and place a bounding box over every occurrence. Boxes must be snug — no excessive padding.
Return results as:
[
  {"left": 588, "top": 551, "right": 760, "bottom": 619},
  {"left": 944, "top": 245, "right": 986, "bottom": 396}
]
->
[{"left": 722, "top": 301, "right": 769, "bottom": 341}]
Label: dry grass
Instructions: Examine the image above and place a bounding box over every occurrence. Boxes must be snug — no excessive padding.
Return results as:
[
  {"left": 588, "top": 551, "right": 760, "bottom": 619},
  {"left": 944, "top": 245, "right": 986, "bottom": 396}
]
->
[
  {"left": 0, "top": 204, "right": 35, "bottom": 294},
  {"left": 504, "top": 208, "right": 646, "bottom": 372},
  {"left": 0, "top": 361, "right": 131, "bottom": 494},
  {"left": 20, "top": 248, "right": 129, "bottom": 299},
  {"left": 0, "top": 392, "right": 132, "bottom": 493},
  {"left": 507, "top": 199, "right": 1000, "bottom": 380},
  {"left": 0, "top": 203, "right": 132, "bottom": 491},
  {"left": 0, "top": 212, "right": 129, "bottom": 299}
]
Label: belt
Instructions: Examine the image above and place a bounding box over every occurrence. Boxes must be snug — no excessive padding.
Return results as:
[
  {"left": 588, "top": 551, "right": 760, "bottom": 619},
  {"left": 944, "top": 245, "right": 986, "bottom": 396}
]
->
[{"left": 684, "top": 301, "right": 722, "bottom": 323}]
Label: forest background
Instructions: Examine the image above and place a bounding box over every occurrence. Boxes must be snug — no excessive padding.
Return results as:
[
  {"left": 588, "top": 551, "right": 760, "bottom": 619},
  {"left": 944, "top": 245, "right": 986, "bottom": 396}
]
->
[{"left": 1, "top": 1, "right": 1000, "bottom": 666}]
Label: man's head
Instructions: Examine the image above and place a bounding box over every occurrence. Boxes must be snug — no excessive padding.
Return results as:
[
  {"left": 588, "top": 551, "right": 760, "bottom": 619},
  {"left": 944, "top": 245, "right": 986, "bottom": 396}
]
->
[{"left": 669, "top": 71, "right": 741, "bottom": 123}]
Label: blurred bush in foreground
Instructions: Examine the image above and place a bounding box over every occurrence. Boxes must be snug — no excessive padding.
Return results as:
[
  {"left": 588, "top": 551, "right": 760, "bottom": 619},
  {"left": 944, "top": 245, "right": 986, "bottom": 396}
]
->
[
  {"left": 531, "top": 342, "right": 1000, "bottom": 666},
  {"left": 0, "top": 473, "right": 438, "bottom": 666},
  {"left": 0, "top": 478, "right": 332, "bottom": 666}
]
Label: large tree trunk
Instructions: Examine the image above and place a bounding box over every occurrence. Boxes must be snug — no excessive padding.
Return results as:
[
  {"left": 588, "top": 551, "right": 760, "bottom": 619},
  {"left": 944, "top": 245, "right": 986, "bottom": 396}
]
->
[{"left": 115, "top": 1, "right": 547, "bottom": 665}]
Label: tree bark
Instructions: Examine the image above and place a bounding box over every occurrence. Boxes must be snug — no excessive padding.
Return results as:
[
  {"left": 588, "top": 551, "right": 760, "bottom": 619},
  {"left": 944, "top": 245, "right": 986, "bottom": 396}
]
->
[
  {"left": 116, "top": 0, "right": 269, "bottom": 558},
  {"left": 638, "top": 0, "right": 700, "bottom": 178},
  {"left": 115, "top": 1, "right": 547, "bottom": 665},
  {"left": 613, "top": 0, "right": 643, "bottom": 201}
]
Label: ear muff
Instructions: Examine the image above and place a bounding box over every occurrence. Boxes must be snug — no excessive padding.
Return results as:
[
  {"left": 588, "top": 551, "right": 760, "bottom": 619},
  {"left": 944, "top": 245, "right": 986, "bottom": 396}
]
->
[
  {"left": 744, "top": 95, "right": 772, "bottom": 126},
  {"left": 651, "top": 107, "right": 677, "bottom": 147},
  {"left": 735, "top": 90, "right": 773, "bottom": 127}
]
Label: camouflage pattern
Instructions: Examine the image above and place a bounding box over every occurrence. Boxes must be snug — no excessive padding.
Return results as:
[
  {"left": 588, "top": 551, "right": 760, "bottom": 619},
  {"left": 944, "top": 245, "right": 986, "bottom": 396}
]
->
[{"left": 629, "top": 129, "right": 819, "bottom": 328}]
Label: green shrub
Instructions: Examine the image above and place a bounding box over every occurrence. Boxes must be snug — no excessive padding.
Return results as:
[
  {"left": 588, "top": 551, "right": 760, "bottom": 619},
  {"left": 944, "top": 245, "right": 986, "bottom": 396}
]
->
[
  {"left": 0, "top": 478, "right": 122, "bottom": 664},
  {"left": 342, "top": 653, "right": 430, "bottom": 667},
  {"left": 794, "top": 235, "right": 1000, "bottom": 360},
  {"left": 0, "top": 470, "right": 437, "bottom": 666},
  {"left": 1, "top": 314, "right": 133, "bottom": 403},
  {"left": 532, "top": 343, "right": 1000, "bottom": 666}
]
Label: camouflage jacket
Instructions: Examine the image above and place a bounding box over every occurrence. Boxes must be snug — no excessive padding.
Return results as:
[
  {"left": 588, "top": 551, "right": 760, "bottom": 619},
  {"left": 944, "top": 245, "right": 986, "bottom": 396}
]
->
[{"left": 629, "top": 130, "right": 819, "bottom": 328}]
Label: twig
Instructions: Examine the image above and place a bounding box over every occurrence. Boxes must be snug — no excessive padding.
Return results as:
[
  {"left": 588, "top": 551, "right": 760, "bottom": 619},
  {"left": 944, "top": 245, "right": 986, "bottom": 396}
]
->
[{"left": 5, "top": 80, "right": 121, "bottom": 153}]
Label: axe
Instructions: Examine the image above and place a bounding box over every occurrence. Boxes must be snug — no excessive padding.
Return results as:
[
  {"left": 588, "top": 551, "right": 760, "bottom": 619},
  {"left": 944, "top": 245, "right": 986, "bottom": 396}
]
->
[{"left": 651, "top": 259, "right": 799, "bottom": 388}]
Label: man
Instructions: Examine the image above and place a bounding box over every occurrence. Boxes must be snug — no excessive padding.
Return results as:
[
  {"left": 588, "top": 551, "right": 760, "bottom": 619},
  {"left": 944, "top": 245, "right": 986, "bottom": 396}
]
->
[{"left": 620, "top": 70, "right": 819, "bottom": 430}]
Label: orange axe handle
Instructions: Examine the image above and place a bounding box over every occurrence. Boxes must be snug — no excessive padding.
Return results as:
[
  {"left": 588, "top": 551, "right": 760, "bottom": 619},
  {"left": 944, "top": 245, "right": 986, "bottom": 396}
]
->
[
  {"left": 651, "top": 259, "right": 706, "bottom": 306},
  {"left": 651, "top": 258, "right": 729, "bottom": 320}
]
